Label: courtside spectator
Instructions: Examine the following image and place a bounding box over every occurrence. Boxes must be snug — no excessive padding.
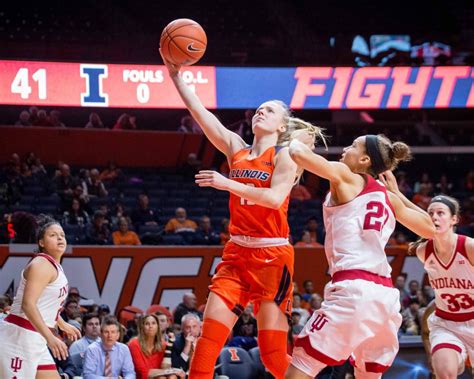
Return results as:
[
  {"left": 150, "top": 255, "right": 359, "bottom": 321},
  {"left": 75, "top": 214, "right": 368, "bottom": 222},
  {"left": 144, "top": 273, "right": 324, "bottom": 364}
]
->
[
  {"left": 412, "top": 183, "right": 432, "bottom": 210},
  {"left": 86, "top": 210, "right": 111, "bottom": 245},
  {"left": 113, "top": 217, "right": 141, "bottom": 245},
  {"left": 111, "top": 203, "right": 129, "bottom": 228},
  {"left": 15, "top": 110, "right": 32, "bottom": 126},
  {"left": 63, "top": 198, "right": 90, "bottom": 226},
  {"left": 228, "top": 109, "right": 253, "bottom": 144},
  {"left": 434, "top": 174, "right": 453, "bottom": 195},
  {"left": 69, "top": 313, "right": 102, "bottom": 355},
  {"left": 98, "top": 304, "right": 111, "bottom": 320},
  {"left": 131, "top": 194, "right": 159, "bottom": 231},
  {"left": 413, "top": 172, "right": 434, "bottom": 194},
  {"left": 177, "top": 115, "right": 199, "bottom": 133},
  {"left": 83, "top": 316, "right": 136, "bottom": 378},
  {"left": 113, "top": 113, "right": 136, "bottom": 130},
  {"left": 28, "top": 106, "right": 39, "bottom": 125},
  {"left": 304, "top": 216, "right": 322, "bottom": 245},
  {"left": 402, "top": 280, "right": 420, "bottom": 309},
  {"left": 165, "top": 207, "right": 197, "bottom": 234},
  {"left": 301, "top": 280, "right": 315, "bottom": 303},
  {"left": 171, "top": 314, "right": 201, "bottom": 373},
  {"left": 100, "top": 161, "right": 122, "bottom": 183},
  {"left": 70, "top": 183, "right": 91, "bottom": 213},
  {"left": 291, "top": 311, "right": 304, "bottom": 336},
  {"left": 85, "top": 112, "right": 105, "bottom": 129},
  {"left": 0, "top": 295, "right": 12, "bottom": 321},
  {"left": 193, "top": 216, "right": 220, "bottom": 245},
  {"left": 292, "top": 293, "right": 310, "bottom": 326},
  {"left": 395, "top": 275, "right": 409, "bottom": 305},
  {"left": 307, "top": 293, "right": 323, "bottom": 318},
  {"left": 60, "top": 298, "right": 80, "bottom": 322},
  {"left": 50, "top": 110, "right": 65, "bottom": 127},
  {"left": 229, "top": 304, "right": 257, "bottom": 351},
  {"left": 54, "top": 163, "right": 75, "bottom": 206},
  {"left": 128, "top": 314, "right": 184, "bottom": 379},
  {"left": 34, "top": 109, "right": 52, "bottom": 126},
  {"left": 173, "top": 293, "right": 202, "bottom": 327},
  {"left": 294, "top": 230, "right": 323, "bottom": 247},
  {"left": 85, "top": 168, "right": 108, "bottom": 198}
]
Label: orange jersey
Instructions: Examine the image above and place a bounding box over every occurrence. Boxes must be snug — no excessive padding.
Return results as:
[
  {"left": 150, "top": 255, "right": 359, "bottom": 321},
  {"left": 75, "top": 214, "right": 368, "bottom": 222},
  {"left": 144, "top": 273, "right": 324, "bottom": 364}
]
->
[{"left": 228, "top": 146, "right": 290, "bottom": 238}]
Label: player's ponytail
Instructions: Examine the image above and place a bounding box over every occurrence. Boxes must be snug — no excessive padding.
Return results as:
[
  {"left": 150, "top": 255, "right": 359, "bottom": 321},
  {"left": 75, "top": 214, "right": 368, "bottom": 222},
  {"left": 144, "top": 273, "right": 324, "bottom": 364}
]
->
[
  {"left": 408, "top": 238, "right": 427, "bottom": 255},
  {"left": 272, "top": 100, "right": 327, "bottom": 182},
  {"left": 365, "top": 135, "right": 412, "bottom": 177}
]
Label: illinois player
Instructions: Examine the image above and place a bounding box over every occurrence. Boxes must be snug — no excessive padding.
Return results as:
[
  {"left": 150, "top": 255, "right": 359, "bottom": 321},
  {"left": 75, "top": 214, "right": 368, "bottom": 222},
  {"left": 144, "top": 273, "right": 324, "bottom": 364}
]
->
[
  {"left": 285, "top": 135, "right": 435, "bottom": 379},
  {"left": 0, "top": 215, "right": 81, "bottom": 379},
  {"left": 161, "top": 50, "right": 325, "bottom": 379},
  {"left": 381, "top": 185, "right": 473, "bottom": 378}
]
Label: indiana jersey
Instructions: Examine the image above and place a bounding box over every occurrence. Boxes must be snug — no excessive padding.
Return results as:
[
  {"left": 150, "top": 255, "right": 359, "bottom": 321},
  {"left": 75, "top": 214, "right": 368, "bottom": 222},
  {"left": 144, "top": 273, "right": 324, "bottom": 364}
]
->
[
  {"left": 10, "top": 253, "right": 69, "bottom": 327},
  {"left": 228, "top": 146, "right": 289, "bottom": 238},
  {"left": 323, "top": 175, "right": 396, "bottom": 277},
  {"left": 424, "top": 235, "right": 474, "bottom": 319}
]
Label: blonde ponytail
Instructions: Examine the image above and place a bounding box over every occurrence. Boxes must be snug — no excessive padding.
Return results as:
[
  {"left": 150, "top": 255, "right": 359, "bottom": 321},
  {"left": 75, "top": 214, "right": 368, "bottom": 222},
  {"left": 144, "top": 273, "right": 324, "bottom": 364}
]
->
[{"left": 279, "top": 117, "right": 327, "bottom": 183}]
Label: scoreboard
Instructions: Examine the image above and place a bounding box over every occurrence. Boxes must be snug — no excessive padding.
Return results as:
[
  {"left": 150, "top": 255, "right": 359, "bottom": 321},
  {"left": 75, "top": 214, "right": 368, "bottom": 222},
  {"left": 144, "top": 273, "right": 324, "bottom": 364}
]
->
[{"left": 0, "top": 60, "right": 472, "bottom": 109}]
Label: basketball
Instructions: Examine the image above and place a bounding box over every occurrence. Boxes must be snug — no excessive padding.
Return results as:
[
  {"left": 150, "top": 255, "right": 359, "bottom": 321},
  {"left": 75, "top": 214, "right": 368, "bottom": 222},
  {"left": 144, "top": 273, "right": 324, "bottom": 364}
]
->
[{"left": 160, "top": 19, "right": 207, "bottom": 66}]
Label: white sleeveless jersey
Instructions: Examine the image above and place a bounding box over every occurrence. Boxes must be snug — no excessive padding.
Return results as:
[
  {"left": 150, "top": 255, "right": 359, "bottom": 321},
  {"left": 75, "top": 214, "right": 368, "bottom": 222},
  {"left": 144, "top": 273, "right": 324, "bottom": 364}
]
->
[
  {"left": 323, "top": 175, "right": 396, "bottom": 277},
  {"left": 424, "top": 235, "right": 474, "bottom": 320},
  {"left": 10, "top": 253, "right": 69, "bottom": 327}
]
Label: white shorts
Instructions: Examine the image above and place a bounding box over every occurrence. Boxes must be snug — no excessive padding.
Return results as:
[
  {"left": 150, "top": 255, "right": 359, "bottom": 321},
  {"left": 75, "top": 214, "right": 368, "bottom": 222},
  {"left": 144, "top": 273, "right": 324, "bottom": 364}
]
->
[
  {"left": 291, "top": 275, "right": 402, "bottom": 377},
  {"left": 0, "top": 318, "right": 56, "bottom": 379},
  {"left": 429, "top": 313, "right": 474, "bottom": 374}
]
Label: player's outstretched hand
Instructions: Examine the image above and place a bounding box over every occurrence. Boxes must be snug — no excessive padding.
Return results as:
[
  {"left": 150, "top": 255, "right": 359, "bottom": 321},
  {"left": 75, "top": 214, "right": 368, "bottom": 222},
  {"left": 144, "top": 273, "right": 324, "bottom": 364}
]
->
[
  {"left": 195, "top": 170, "right": 229, "bottom": 191},
  {"left": 378, "top": 170, "right": 400, "bottom": 195},
  {"left": 47, "top": 335, "right": 69, "bottom": 360},
  {"left": 159, "top": 48, "right": 181, "bottom": 76},
  {"left": 290, "top": 129, "right": 316, "bottom": 149},
  {"left": 59, "top": 321, "right": 82, "bottom": 342}
]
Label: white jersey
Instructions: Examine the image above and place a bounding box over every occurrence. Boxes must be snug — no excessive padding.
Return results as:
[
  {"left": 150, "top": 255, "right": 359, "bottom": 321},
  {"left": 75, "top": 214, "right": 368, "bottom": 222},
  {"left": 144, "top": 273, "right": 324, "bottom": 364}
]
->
[
  {"left": 323, "top": 174, "right": 396, "bottom": 277},
  {"left": 424, "top": 235, "right": 474, "bottom": 321},
  {"left": 9, "top": 253, "right": 69, "bottom": 328}
]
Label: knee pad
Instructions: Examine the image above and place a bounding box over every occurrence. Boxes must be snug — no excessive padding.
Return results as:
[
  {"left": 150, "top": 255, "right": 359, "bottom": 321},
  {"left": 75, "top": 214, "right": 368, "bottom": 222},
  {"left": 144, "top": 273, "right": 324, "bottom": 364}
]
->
[
  {"left": 189, "top": 318, "right": 230, "bottom": 378},
  {"left": 258, "top": 330, "right": 291, "bottom": 379}
]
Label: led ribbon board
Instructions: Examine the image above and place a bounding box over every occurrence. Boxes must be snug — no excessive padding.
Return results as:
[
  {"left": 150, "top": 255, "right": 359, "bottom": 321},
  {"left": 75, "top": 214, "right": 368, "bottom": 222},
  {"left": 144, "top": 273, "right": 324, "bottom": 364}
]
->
[{"left": 0, "top": 60, "right": 472, "bottom": 109}]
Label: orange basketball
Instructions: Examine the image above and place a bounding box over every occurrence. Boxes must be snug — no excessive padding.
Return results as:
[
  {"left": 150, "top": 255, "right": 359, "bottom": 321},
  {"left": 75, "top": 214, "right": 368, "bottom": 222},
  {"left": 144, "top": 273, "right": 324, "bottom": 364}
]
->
[{"left": 160, "top": 19, "right": 207, "bottom": 66}]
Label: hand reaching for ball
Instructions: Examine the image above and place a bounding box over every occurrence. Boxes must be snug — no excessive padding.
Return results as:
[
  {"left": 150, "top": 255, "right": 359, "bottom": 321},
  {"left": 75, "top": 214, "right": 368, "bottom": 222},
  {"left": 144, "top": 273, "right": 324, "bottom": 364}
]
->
[
  {"left": 291, "top": 129, "right": 316, "bottom": 149},
  {"left": 159, "top": 48, "right": 181, "bottom": 76}
]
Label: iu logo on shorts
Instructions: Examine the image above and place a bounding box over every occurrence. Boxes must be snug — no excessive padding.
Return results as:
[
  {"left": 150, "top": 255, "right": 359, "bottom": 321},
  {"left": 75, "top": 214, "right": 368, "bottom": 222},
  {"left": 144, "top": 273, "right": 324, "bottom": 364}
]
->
[
  {"left": 10, "top": 356, "right": 23, "bottom": 373},
  {"left": 310, "top": 314, "right": 329, "bottom": 333}
]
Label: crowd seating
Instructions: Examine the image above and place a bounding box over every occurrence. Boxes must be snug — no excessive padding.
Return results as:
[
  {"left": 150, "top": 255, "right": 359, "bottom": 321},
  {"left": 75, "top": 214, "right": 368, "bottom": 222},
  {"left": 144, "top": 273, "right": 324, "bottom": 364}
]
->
[{"left": 0, "top": 1, "right": 472, "bottom": 65}]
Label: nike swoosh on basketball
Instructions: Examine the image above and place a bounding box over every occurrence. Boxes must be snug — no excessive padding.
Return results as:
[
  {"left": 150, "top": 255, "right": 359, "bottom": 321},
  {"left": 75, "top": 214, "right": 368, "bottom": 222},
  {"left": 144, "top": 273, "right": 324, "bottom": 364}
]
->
[{"left": 187, "top": 43, "right": 203, "bottom": 52}]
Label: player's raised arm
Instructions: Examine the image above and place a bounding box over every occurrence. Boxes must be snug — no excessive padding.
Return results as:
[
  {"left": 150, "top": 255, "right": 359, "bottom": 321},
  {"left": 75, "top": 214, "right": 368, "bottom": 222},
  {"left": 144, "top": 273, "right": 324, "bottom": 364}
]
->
[
  {"left": 379, "top": 170, "right": 435, "bottom": 239},
  {"left": 289, "top": 139, "right": 357, "bottom": 185},
  {"left": 160, "top": 50, "right": 246, "bottom": 158}
]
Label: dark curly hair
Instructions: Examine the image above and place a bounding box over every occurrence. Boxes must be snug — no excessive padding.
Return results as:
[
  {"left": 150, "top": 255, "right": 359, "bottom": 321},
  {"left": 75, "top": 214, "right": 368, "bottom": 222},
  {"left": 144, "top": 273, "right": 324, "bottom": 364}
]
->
[{"left": 36, "top": 214, "right": 61, "bottom": 253}]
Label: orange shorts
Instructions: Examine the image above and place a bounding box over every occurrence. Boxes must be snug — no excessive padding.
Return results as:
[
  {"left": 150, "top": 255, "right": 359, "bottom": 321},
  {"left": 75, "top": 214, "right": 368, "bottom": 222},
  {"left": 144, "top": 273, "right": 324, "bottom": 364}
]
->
[{"left": 209, "top": 241, "right": 294, "bottom": 317}]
